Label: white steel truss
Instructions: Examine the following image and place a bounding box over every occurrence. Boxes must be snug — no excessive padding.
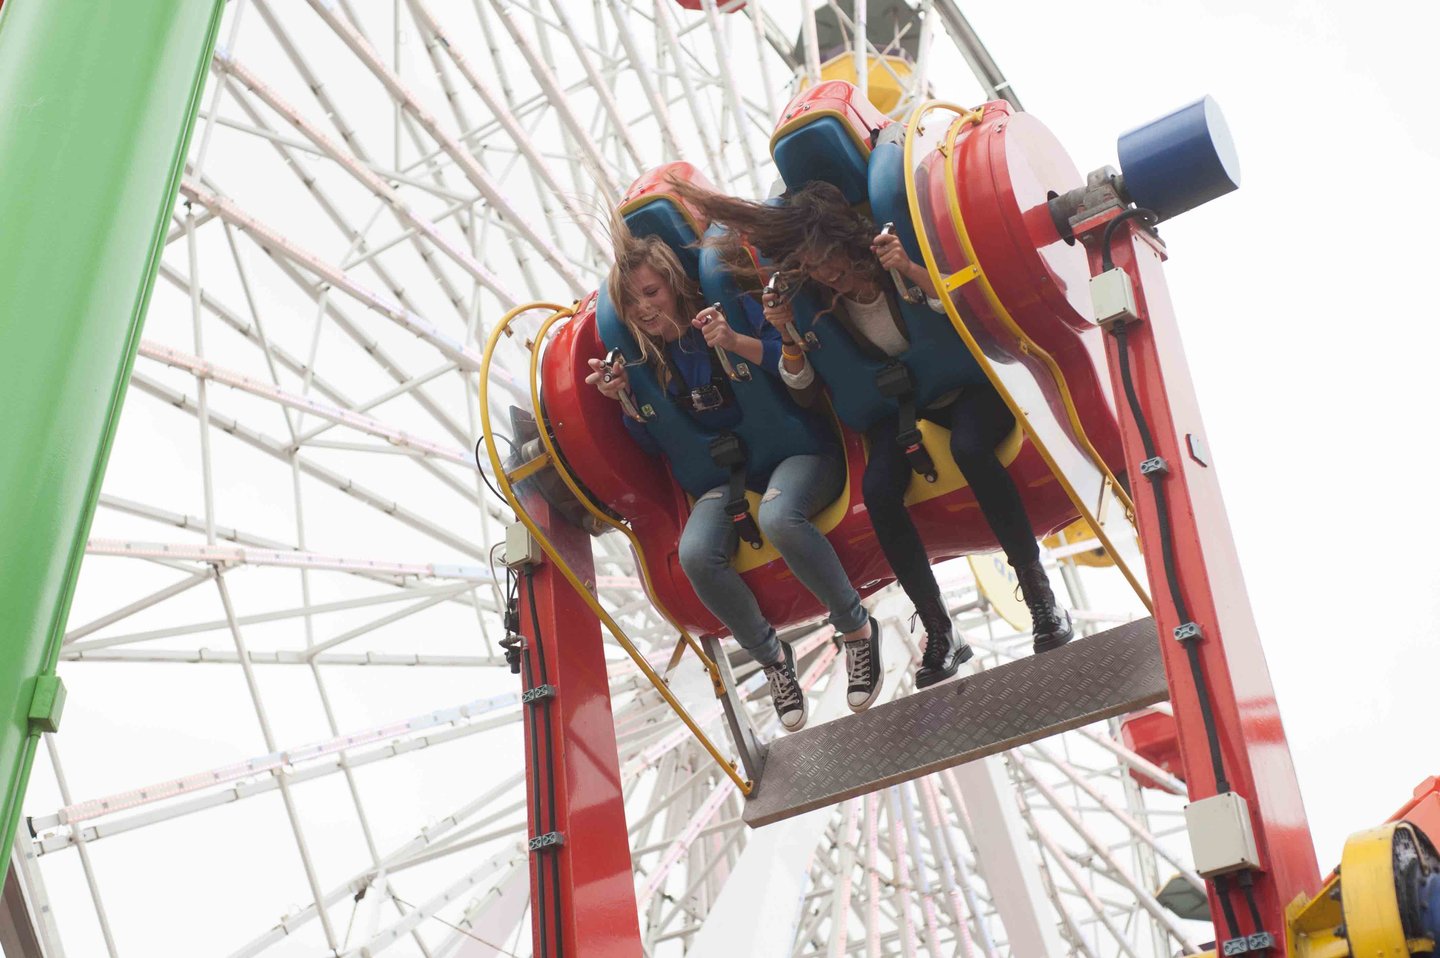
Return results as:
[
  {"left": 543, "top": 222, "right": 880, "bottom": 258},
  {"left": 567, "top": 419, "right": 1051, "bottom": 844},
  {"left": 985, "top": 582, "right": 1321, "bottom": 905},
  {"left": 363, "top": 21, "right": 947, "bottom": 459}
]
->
[{"left": 19, "top": 3, "right": 1211, "bottom": 956}]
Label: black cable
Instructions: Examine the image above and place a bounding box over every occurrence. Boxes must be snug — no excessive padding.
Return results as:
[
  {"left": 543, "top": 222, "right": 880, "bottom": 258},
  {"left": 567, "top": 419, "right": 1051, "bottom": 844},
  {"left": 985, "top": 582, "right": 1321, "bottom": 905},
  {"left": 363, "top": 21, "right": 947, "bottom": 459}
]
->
[
  {"left": 1111, "top": 319, "right": 1229, "bottom": 793},
  {"left": 1211, "top": 874, "right": 1245, "bottom": 943},
  {"left": 525, "top": 569, "right": 565, "bottom": 958},
  {"left": 1237, "top": 870, "right": 1266, "bottom": 931},
  {"left": 1105, "top": 214, "right": 1259, "bottom": 939},
  {"left": 1101, "top": 207, "right": 1159, "bottom": 272},
  {"left": 475, "top": 437, "right": 509, "bottom": 506},
  {"left": 517, "top": 628, "right": 549, "bottom": 958}
]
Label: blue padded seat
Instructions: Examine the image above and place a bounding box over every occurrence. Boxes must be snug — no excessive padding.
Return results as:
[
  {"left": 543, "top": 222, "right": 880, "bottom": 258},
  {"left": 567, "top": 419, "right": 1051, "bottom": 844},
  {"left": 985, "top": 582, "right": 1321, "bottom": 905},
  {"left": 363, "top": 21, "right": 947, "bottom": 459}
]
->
[
  {"left": 597, "top": 203, "right": 832, "bottom": 497},
  {"left": 620, "top": 196, "right": 705, "bottom": 278},
  {"left": 777, "top": 121, "right": 987, "bottom": 430},
  {"left": 773, "top": 116, "right": 871, "bottom": 206}
]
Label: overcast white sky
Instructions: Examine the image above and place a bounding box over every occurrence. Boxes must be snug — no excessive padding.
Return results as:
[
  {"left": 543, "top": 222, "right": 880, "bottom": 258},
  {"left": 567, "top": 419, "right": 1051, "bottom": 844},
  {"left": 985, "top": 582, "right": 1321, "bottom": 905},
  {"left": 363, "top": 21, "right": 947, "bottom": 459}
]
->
[
  {"left": 964, "top": 0, "right": 1440, "bottom": 866},
  {"left": 22, "top": 1, "right": 1440, "bottom": 953}
]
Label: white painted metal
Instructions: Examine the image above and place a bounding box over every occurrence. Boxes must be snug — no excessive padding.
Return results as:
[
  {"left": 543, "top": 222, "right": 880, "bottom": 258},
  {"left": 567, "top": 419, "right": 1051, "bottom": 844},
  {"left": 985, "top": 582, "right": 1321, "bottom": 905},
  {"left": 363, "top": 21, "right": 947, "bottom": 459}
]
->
[
  {"left": 951, "top": 755, "right": 1069, "bottom": 957},
  {"left": 26, "top": 4, "right": 1205, "bottom": 956}
]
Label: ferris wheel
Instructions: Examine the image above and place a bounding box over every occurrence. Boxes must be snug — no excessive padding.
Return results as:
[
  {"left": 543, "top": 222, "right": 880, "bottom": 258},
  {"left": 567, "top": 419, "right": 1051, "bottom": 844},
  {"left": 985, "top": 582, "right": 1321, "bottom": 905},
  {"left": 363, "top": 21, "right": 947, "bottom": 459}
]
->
[{"left": 9, "top": 2, "right": 1219, "bottom": 956}]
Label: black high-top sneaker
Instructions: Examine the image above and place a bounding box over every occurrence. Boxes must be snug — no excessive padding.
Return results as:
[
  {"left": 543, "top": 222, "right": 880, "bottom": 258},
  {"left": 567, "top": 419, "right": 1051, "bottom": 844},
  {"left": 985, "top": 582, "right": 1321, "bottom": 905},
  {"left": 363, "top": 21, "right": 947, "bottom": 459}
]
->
[
  {"left": 1013, "top": 560, "right": 1075, "bottom": 653},
  {"left": 842, "top": 615, "right": 884, "bottom": 712},
  {"left": 913, "top": 593, "right": 973, "bottom": 688},
  {"left": 762, "top": 642, "right": 807, "bottom": 732}
]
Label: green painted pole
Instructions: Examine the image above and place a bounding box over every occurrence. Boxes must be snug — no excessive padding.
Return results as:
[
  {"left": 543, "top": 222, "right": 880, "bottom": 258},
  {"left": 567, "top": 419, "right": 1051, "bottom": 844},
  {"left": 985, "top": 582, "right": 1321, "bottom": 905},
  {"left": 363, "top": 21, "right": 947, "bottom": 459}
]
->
[{"left": 0, "top": 0, "right": 226, "bottom": 872}]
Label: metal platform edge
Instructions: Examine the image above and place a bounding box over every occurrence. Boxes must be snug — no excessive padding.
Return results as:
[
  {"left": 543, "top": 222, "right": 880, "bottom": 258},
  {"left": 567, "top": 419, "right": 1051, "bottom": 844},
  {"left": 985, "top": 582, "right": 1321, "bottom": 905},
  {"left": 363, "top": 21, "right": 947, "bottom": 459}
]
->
[{"left": 743, "top": 617, "right": 1165, "bottom": 828}]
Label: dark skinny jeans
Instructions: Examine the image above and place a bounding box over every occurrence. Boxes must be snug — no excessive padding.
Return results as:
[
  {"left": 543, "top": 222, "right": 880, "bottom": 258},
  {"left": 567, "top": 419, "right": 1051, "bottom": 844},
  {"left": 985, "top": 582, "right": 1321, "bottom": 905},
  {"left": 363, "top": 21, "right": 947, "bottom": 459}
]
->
[{"left": 862, "top": 380, "right": 1040, "bottom": 606}]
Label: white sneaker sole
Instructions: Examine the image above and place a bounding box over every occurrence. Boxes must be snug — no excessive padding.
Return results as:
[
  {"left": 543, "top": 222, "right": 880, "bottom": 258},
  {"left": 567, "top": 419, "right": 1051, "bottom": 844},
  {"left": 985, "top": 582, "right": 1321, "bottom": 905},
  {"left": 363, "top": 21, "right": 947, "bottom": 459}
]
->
[{"left": 847, "top": 665, "right": 883, "bottom": 713}]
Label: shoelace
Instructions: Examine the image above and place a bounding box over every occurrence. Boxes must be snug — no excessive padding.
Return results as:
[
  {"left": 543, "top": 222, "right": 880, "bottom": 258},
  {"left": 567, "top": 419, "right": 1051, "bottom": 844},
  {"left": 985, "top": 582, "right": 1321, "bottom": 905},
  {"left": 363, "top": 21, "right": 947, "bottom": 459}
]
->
[
  {"left": 912, "top": 608, "right": 952, "bottom": 669},
  {"left": 845, "top": 637, "right": 872, "bottom": 686},
  {"left": 921, "top": 632, "right": 951, "bottom": 670},
  {"left": 766, "top": 665, "right": 803, "bottom": 711},
  {"left": 1015, "top": 582, "right": 1061, "bottom": 629}
]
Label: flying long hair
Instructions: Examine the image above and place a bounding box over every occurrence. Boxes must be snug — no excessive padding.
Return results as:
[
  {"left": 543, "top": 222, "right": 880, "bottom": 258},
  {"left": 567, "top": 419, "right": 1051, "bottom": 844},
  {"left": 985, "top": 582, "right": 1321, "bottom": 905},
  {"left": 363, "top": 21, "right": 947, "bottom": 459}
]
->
[
  {"left": 670, "top": 179, "right": 883, "bottom": 312},
  {"left": 605, "top": 213, "right": 704, "bottom": 390}
]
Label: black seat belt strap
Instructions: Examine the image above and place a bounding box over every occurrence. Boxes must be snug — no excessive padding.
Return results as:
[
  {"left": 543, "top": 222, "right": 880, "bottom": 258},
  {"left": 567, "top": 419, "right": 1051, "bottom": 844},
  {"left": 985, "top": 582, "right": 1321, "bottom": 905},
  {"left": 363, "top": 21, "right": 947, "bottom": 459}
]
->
[
  {"left": 875, "top": 362, "right": 937, "bottom": 484},
  {"left": 708, "top": 432, "right": 763, "bottom": 550},
  {"left": 895, "top": 396, "right": 938, "bottom": 484}
]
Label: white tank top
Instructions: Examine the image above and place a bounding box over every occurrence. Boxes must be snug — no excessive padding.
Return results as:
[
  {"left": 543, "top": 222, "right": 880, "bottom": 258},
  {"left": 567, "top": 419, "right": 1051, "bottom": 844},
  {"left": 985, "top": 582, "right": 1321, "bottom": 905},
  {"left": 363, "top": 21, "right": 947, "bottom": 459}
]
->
[{"left": 839, "top": 292, "right": 908, "bottom": 357}]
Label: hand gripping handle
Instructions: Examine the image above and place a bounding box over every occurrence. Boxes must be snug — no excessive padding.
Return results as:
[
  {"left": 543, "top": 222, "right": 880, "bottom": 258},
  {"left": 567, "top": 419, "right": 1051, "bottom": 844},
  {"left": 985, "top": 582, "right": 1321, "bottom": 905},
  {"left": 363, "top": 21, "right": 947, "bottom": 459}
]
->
[
  {"left": 603, "top": 347, "right": 643, "bottom": 420},
  {"left": 763, "top": 273, "right": 808, "bottom": 351},
  {"left": 702, "top": 303, "right": 742, "bottom": 380},
  {"left": 881, "top": 223, "right": 926, "bottom": 305}
]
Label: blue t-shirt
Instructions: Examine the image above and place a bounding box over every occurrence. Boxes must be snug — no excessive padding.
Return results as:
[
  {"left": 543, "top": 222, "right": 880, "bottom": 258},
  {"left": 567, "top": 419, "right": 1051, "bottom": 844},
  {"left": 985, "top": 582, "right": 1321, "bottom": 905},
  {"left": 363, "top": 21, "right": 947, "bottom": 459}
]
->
[{"left": 622, "top": 297, "right": 782, "bottom": 456}]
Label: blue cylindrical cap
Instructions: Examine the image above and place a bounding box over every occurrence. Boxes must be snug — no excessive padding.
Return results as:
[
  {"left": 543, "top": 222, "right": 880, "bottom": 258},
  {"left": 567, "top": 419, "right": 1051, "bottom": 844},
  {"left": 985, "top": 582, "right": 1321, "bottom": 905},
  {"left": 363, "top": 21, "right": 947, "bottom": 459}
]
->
[{"left": 1117, "top": 96, "right": 1240, "bottom": 222}]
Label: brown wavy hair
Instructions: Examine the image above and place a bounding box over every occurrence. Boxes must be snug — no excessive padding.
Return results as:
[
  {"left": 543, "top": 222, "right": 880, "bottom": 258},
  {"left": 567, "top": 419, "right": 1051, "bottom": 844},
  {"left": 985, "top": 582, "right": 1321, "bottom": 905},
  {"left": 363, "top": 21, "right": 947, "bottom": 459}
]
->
[
  {"left": 605, "top": 215, "right": 704, "bottom": 390},
  {"left": 670, "top": 178, "right": 883, "bottom": 307}
]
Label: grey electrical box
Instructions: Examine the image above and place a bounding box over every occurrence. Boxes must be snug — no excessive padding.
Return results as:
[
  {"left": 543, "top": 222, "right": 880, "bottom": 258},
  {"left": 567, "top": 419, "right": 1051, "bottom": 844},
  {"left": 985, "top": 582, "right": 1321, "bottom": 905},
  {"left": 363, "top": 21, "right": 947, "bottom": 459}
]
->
[
  {"left": 1184, "top": 791, "right": 1261, "bottom": 877},
  {"left": 1090, "top": 267, "right": 1138, "bottom": 325},
  {"left": 504, "top": 522, "right": 542, "bottom": 569}
]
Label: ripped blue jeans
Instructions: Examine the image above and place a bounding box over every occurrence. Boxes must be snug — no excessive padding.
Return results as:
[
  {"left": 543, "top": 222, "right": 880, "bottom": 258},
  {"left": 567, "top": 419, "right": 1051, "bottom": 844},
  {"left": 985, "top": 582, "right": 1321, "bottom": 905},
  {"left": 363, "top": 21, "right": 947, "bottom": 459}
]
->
[{"left": 677, "top": 452, "right": 867, "bottom": 666}]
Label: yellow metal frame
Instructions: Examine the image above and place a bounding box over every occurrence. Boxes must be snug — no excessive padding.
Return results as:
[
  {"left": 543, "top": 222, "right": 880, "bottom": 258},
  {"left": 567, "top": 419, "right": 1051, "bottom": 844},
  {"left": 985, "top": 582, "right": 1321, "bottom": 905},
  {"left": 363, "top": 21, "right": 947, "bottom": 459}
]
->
[
  {"left": 478, "top": 302, "right": 753, "bottom": 795},
  {"left": 1340, "top": 823, "right": 1427, "bottom": 957},
  {"left": 902, "top": 101, "right": 1152, "bottom": 610},
  {"left": 1286, "top": 821, "right": 1437, "bottom": 957}
]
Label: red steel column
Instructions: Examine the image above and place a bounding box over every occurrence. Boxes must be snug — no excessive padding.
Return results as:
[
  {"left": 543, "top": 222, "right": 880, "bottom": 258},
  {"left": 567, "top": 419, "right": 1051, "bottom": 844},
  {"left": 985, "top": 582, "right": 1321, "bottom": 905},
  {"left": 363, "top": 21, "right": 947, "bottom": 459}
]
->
[
  {"left": 1085, "top": 217, "right": 1319, "bottom": 941},
  {"left": 516, "top": 500, "right": 642, "bottom": 957}
]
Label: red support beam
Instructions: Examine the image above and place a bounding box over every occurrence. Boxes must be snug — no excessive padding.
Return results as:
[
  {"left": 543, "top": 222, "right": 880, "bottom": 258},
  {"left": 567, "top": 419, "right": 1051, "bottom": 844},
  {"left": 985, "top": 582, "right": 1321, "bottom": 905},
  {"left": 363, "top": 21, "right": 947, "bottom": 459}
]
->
[
  {"left": 1085, "top": 216, "right": 1319, "bottom": 944},
  {"left": 515, "top": 500, "right": 642, "bottom": 957}
]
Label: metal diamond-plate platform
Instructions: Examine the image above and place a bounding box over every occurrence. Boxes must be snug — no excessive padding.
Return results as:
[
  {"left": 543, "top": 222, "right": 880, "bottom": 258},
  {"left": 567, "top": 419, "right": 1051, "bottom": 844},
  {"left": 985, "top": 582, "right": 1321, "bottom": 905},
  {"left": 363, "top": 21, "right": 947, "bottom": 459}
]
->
[{"left": 743, "top": 618, "right": 1166, "bottom": 828}]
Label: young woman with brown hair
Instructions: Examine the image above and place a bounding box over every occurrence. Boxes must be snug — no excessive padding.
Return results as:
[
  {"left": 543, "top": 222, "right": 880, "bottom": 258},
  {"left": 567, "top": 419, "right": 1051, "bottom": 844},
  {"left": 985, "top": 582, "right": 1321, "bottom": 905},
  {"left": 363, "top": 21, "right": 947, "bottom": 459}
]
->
[{"left": 675, "top": 179, "right": 1073, "bottom": 688}]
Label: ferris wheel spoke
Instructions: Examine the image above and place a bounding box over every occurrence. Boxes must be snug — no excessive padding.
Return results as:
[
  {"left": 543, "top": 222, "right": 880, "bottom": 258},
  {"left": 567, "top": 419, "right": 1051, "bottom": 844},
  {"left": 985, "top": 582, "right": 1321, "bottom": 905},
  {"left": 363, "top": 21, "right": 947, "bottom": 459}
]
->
[
  {"left": 218, "top": 53, "right": 523, "bottom": 317},
  {"left": 485, "top": 2, "right": 625, "bottom": 204},
  {"left": 34, "top": 2, "right": 1209, "bottom": 953},
  {"left": 1010, "top": 752, "right": 1200, "bottom": 953},
  {"left": 62, "top": 580, "right": 484, "bottom": 658},
  {"left": 295, "top": 2, "right": 585, "bottom": 296},
  {"left": 1025, "top": 740, "right": 1204, "bottom": 894},
  {"left": 127, "top": 373, "right": 489, "bottom": 560},
  {"left": 408, "top": 2, "right": 619, "bottom": 265}
]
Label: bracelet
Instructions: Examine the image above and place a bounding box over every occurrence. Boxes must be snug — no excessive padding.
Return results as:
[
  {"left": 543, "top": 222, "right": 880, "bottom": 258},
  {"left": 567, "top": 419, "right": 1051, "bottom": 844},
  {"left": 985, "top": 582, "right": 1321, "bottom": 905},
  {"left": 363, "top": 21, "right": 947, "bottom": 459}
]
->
[{"left": 781, "top": 344, "right": 804, "bottom": 360}]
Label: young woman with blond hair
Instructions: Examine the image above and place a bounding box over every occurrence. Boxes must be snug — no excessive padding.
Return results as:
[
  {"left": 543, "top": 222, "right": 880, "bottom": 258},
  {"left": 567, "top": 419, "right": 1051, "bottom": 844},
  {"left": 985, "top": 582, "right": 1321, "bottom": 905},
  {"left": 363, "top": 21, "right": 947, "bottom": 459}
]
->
[{"left": 585, "top": 226, "right": 884, "bottom": 731}]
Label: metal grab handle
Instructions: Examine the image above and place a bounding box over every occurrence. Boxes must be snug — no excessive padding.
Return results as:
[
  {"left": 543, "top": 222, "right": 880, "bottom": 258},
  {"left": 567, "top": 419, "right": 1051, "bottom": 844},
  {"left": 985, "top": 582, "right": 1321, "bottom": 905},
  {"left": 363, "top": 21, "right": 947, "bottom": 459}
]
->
[
  {"left": 763, "top": 273, "right": 810, "bottom": 352},
  {"left": 881, "top": 222, "right": 926, "bottom": 304},
  {"left": 702, "top": 303, "right": 743, "bottom": 380},
  {"left": 603, "top": 347, "right": 643, "bottom": 420}
]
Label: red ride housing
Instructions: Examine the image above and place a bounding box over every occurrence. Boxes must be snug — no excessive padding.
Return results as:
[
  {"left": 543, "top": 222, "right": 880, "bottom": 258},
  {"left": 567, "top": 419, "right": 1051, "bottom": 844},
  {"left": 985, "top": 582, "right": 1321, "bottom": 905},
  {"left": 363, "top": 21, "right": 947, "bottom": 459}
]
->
[{"left": 541, "top": 101, "right": 1126, "bottom": 639}]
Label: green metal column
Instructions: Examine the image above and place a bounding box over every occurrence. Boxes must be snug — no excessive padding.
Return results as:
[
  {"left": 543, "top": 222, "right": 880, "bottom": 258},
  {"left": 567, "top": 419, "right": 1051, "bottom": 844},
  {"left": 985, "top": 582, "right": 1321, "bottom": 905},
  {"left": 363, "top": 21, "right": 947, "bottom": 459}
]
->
[{"left": 0, "top": 0, "right": 226, "bottom": 868}]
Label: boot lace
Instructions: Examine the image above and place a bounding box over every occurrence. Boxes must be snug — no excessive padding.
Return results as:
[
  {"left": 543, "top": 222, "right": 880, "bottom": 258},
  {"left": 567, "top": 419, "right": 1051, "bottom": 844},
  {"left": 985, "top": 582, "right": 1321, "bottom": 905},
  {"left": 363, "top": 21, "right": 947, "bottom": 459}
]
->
[
  {"left": 914, "top": 606, "right": 953, "bottom": 670},
  {"left": 1019, "top": 570, "right": 1065, "bottom": 630},
  {"left": 1015, "top": 581, "right": 1061, "bottom": 631},
  {"left": 765, "top": 663, "right": 803, "bottom": 713}
]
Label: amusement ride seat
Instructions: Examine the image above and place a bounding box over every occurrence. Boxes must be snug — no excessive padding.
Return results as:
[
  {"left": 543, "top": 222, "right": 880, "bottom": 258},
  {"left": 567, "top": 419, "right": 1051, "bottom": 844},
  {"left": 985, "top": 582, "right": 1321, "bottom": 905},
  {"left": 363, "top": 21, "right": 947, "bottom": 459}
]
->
[{"left": 540, "top": 81, "right": 1133, "bottom": 640}]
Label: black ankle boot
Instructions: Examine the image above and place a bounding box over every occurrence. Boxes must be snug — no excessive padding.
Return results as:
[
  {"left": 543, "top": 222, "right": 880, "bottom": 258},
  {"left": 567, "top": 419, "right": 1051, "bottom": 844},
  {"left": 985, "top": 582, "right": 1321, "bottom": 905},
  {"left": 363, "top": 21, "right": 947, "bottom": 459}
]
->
[
  {"left": 913, "top": 593, "right": 973, "bottom": 689},
  {"left": 1013, "top": 560, "right": 1074, "bottom": 654}
]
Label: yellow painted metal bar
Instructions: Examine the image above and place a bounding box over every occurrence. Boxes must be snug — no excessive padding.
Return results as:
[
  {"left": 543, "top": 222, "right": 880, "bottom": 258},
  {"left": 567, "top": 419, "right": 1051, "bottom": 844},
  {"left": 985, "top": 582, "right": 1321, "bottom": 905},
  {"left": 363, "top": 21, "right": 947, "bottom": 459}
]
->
[
  {"left": 479, "top": 303, "right": 749, "bottom": 793},
  {"left": 941, "top": 265, "right": 981, "bottom": 292},
  {"left": 505, "top": 451, "right": 552, "bottom": 484},
  {"left": 523, "top": 309, "right": 722, "bottom": 687},
  {"left": 903, "top": 101, "right": 1152, "bottom": 611}
]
